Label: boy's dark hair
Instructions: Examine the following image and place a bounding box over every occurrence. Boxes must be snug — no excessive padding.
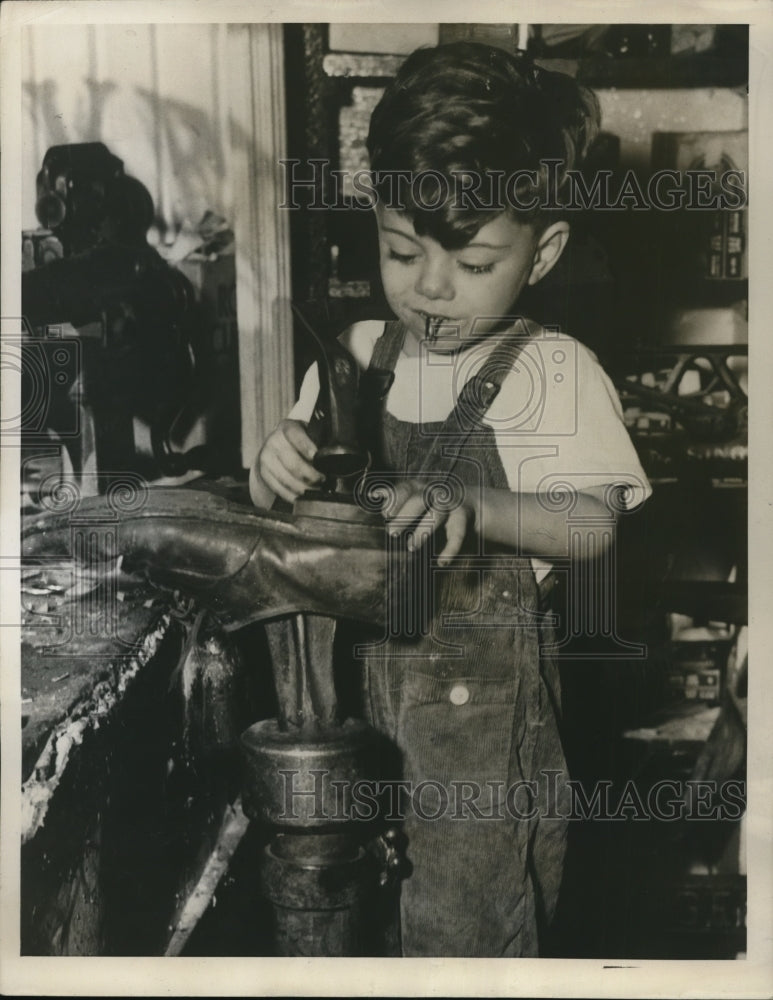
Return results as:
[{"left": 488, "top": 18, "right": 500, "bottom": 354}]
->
[{"left": 366, "top": 42, "right": 600, "bottom": 248}]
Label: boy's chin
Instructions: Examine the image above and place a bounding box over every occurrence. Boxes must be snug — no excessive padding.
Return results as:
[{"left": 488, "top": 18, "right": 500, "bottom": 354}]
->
[
  {"left": 417, "top": 321, "right": 506, "bottom": 354},
  {"left": 421, "top": 335, "right": 470, "bottom": 355}
]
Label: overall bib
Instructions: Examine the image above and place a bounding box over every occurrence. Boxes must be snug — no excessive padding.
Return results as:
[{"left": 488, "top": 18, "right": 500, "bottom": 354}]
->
[{"left": 359, "top": 320, "right": 569, "bottom": 957}]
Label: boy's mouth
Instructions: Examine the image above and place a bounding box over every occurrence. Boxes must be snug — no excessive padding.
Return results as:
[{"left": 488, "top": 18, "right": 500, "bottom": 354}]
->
[{"left": 416, "top": 310, "right": 461, "bottom": 339}]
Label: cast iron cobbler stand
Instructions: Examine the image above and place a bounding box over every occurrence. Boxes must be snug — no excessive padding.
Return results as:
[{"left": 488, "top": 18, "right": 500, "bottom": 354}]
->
[
  {"left": 242, "top": 318, "right": 404, "bottom": 955},
  {"left": 22, "top": 316, "right": 405, "bottom": 956}
]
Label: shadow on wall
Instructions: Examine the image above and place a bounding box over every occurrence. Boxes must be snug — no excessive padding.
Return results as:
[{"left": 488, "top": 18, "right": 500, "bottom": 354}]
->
[
  {"left": 22, "top": 35, "right": 257, "bottom": 237},
  {"left": 133, "top": 86, "right": 230, "bottom": 238}
]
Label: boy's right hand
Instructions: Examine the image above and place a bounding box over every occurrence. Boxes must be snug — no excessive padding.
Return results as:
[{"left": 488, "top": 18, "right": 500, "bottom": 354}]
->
[{"left": 257, "top": 419, "right": 325, "bottom": 503}]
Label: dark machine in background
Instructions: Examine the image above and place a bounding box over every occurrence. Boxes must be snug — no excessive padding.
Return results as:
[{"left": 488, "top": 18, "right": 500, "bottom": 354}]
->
[{"left": 22, "top": 142, "right": 240, "bottom": 489}]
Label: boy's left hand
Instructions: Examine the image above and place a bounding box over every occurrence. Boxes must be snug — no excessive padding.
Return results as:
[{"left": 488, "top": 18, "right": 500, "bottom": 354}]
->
[{"left": 384, "top": 478, "right": 477, "bottom": 566}]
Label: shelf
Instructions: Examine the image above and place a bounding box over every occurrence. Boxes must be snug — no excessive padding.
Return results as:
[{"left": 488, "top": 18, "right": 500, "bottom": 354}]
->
[
  {"left": 536, "top": 54, "right": 747, "bottom": 89},
  {"left": 328, "top": 278, "right": 371, "bottom": 299},
  {"left": 323, "top": 50, "right": 747, "bottom": 90},
  {"left": 323, "top": 52, "right": 403, "bottom": 79}
]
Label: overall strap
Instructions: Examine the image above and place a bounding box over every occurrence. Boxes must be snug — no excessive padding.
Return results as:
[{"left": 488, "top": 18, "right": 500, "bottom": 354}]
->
[
  {"left": 418, "top": 324, "right": 537, "bottom": 478},
  {"left": 368, "top": 320, "right": 408, "bottom": 375},
  {"left": 357, "top": 321, "right": 408, "bottom": 468}
]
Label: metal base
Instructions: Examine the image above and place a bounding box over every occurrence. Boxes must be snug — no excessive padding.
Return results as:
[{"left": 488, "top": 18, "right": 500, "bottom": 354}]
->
[
  {"left": 241, "top": 717, "right": 378, "bottom": 828},
  {"left": 260, "top": 835, "right": 369, "bottom": 956},
  {"left": 241, "top": 716, "right": 383, "bottom": 955}
]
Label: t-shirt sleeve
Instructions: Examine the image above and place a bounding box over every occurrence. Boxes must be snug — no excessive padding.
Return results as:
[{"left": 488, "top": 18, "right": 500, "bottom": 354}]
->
[
  {"left": 484, "top": 336, "right": 651, "bottom": 511},
  {"left": 287, "top": 362, "right": 320, "bottom": 423}
]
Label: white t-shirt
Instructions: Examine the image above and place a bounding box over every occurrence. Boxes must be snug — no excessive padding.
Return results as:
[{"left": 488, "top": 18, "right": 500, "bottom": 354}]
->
[{"left": 289, "top": 320, "right": 652, "bottom": 578}]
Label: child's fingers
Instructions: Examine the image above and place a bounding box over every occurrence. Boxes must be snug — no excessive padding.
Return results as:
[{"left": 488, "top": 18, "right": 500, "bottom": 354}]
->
[
  {"left": 262, "top": 423, "right": 324, "bottom": 487},
  {"left": 258, "top": 428, "right": 324, "bottom": 503},
  {"left": 260, "top": 462, "right": 309, "bottom": 503},
  {"left": 437, "top": 507, "right": 468, "bottom": 565},
  {"left": 274, "top": 444, "right": 323, "bottom": 487},
  {"left": 282, "top": 420, "right": 321, "bottom": 465},
  {"left": 259, "top": 469, "right": 296, "bottom": 504},
  {"left": 386, "top": 491, "right": 428, "bottom": 537},
  {"left": 406, "top": 508, "right": 438, "bottom": 552},
  {"left": 277, "top": 423, "right": 324, "bottom": 484}
]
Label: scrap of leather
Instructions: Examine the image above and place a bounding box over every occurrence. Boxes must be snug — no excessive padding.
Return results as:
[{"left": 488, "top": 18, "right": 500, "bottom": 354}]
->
[{"left": 21, "top": 487, "right": 395, "bottom": 630}]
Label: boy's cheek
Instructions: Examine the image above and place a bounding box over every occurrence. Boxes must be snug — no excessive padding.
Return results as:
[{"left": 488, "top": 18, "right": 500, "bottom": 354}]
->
[
  {"left": 379, "top": 257, "right": 403, "bottom": 283},
  {"left": 379, "top": 265, "right": 408, "bottom": 305}
]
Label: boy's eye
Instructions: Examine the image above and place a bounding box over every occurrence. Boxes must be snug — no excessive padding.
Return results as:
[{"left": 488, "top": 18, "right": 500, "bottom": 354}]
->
[
  {"left": 388, "top": 249, "right": 417, "bottom": 264},
  {"left": 458, "top": 261, "right": 495, "bottom": 275}
]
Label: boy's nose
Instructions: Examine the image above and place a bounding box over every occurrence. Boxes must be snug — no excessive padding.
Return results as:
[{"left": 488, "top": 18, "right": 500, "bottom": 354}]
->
[{"left": 414, "top": 260, "right": 455, "bottom": 301}]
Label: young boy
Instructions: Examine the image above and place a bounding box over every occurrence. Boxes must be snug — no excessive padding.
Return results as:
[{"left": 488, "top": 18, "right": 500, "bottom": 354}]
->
[{"left": 251, "top": 42, "right": 650, "bottom": 957}]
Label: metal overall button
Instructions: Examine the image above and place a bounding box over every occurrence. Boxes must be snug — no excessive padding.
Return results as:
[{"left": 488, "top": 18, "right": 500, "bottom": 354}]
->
[{"left": 449, "top": 684, "right": 470, "bottom": 706}]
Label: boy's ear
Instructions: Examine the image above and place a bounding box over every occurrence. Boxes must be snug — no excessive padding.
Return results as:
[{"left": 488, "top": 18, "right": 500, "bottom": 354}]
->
[{"left": 527, "top": 221, "right": 570, "bottom": 286}]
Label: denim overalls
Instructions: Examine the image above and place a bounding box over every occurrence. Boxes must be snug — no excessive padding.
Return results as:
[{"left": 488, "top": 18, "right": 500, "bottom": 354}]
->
[{"left": 358, "top": 320, "right": 569, "bottom": 957}]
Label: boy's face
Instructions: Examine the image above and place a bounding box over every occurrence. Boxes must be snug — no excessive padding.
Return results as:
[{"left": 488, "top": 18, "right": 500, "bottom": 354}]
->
[{"left": 376, "top": 206, "right": 568, "bottom": 352}]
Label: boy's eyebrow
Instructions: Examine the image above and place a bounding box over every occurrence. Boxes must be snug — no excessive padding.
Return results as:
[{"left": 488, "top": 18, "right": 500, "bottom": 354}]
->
[
  {"left": 463, "top": 240, "right": 512, "bottom": 250},
  {"left": 382, "top": 225, "right": 420, "bottom": 243},
  {"left": 382, "top": 226, "right": 511, "bottom": 251}
]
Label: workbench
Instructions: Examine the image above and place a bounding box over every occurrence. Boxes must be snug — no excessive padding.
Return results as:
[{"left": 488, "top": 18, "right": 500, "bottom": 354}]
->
[{"left": 20, "top": 563, "right": 260, "bottom": 955}]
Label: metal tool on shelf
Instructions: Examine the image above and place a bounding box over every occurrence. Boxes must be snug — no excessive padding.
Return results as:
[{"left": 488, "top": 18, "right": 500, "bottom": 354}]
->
[{"left": 613, "top": 345, "right": 748, "bottom": 484}]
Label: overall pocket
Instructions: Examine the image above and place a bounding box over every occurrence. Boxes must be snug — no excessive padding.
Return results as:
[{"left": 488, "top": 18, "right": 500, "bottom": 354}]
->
[{"left": 394, "top": 670, "right": 538, "bottom": 957}]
